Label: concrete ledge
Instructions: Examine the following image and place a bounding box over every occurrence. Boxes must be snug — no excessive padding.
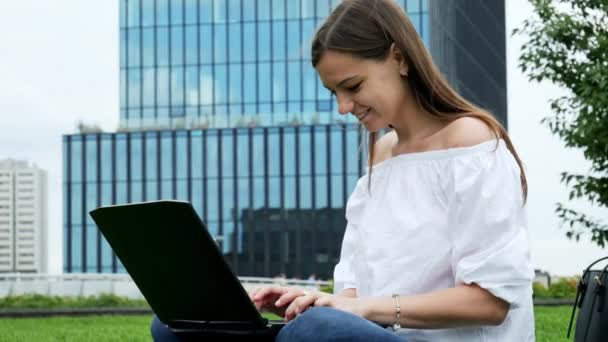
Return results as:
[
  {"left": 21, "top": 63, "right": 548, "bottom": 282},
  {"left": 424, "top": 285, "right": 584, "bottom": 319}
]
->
[
  {"left": 533, "top": 298, "right": 575, "bottom": 306},
  {"left": 0, "top": 307, "right": 152, "bottom": 318},
  {"left": 0, "top": 299, "right": 575, "bottom": 318}
]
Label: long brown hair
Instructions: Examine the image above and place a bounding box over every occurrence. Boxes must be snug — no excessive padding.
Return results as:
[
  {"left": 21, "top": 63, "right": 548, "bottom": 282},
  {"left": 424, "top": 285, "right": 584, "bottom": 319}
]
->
[{"left": 311, "top": 0, "right": 527, "bottom": 202}]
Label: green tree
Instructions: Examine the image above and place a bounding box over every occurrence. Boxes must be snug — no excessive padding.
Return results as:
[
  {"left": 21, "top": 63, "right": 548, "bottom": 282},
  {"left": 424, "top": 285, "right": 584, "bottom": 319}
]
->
[{"left": 514, "top": 0, "right": 608, "bottom": 246}]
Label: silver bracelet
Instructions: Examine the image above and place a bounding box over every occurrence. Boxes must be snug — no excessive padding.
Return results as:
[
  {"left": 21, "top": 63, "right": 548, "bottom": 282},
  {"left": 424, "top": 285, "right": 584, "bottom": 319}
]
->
[{"left": 392, "top": 294, "right": 401, "bottom": 331}]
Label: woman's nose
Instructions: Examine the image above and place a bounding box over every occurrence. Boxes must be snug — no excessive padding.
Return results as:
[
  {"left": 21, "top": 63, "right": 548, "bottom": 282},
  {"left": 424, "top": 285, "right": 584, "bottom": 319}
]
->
[{"left": 337, "top": 95, "right": 354, "bottom": 115}]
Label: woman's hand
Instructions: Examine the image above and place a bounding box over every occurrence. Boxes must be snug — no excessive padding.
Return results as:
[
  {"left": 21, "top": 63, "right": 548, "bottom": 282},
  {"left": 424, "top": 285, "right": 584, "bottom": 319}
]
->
[
  {"left": 314, "top": 294, "right": 367, "bottom": 318},
  {"left": 249, "top": 287, "right": 290, "bottom": 317},
  {"left": 250, "top": 287, "right": 323, "bottom": 319},
  {"left": 282, "top": 290, "right": 329, "bottom": 321}
]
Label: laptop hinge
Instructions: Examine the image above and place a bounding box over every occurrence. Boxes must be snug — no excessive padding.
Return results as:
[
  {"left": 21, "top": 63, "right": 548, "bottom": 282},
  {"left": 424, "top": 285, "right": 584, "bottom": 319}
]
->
[{"left": 168, "top": 319, "right": 267, "bottom": 331}]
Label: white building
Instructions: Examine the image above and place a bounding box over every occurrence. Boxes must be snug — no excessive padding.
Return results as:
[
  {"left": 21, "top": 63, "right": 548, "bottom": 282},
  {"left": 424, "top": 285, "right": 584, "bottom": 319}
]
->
[{"left": 0, "top": 159, "right": 47, "bottom": 273}]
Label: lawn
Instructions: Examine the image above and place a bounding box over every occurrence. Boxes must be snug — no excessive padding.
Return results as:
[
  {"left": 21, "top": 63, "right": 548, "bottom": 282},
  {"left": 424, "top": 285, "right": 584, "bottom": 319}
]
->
[{"left": 0, "top": 307, "right": 573, "bottom": 341}]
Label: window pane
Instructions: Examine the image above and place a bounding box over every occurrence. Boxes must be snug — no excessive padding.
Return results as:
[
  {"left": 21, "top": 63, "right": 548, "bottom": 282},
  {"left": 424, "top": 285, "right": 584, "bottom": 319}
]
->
[
  {"left": 132, "top": 181, "right": 143, "bottom": 202},
  {"left": 157, "top": 67, "right": 169, "bottom": 106},
  {"left": 176, "top": 133, "right": 188, "bottom": 179},
  {"left": 214, "top": 24, "right": 227, "bottom": 63},
  {"left": 191, "top": 131, "right": 202, "bottom": 180},
  {"left": 316, "top": 0, "right": 330, "bottom": 16},
  {"left": 100, "top": 137, "right": 112, "bottom": 182},
  {"left": 127, "top": 0, "right": 140, "bottom": 27},
  {"left": 120, "top": 0, "right": 127, "bottom": 27},
  {"left": 252, "top": 130, "right": 264, "bottom": 177},
  {"left": 127, "top": 28, "right": 141, "bottom": 67},
  {"left": 287, "top": 21, "right": 300, "bottom": 59},
  {"left": 302, "top": 0, "right": 315, "bottom": 19},
  {"left": 161, "top": 132, "right": 173, "bottom": 180},
  {"left": 171, "top": 26, "right": 184, "bottom": 66},
  {"left": 288, "top": 61, "right": 301, "bottom": 103},
  {"left": 171, "top": 0, "right": 184, "bottom": 25},
  {"left": 273, "top": 0, "right": 286, "bottom": 19},
  {"left": 143, "top": 68, "right": 155, "bottom": 107},
  {"left": 171, "top": 67, "right": 185, "bottom": 106},
  {"left": 228, "top": 0, "right": 241, "bottom": 22},
  {"left": 215, "top": 65, "right": 227, "bottom": 104},
  {"left": 186, "top": 66, "right": 199, "bottom": 106},
  {"left": 71, "top": 138, "right": 82, "bottom": 183},
  {"left": 243, "top": 1, "right": 255, "bottom": 21},
  {"left": 157, "top": 0, "right": 169, "bottom": 25},
  {"left": 214, "top": 0, "right": 227, "bottom": 22},
  {"left": 185, "top": 0, "right": 197, "bottom": 24},
  {"left": 243, "top": 64, "right": 256, "bottom": 104},
  {"left": 145, "top": 132, "right": 158, "bottom": 180},
  {"left": 407, "top": 0, "right": 421, "bottom": 12},
  {"left": 287, "top": 0, "right": 300, "bottom": 19},
  {"left": 330, "top": 129, "right": 343, "bottom": 172},
  {"left": 142, "top": 28, "right": 155, "bottom": 67},
  {"left": 272, "top": 21, "right": 286, "bottom": 61},
  {"left": 200, "top": 0, "right": 212, "bottom": 23},
  {"left": 200, "top": 66, "right": 213, "bottom": 105},
  {"left": 258, "top": 22, "right": 270, "bottom": 61},
  {"left": 120, "top": 30, "right": 127, "bottom": 67},
  {"left": 157, "top": 27, "right": 169, "bottom": 66},
  {"left": 71, "top": 225, "right": 82, "bottom": 270},
  {"left": 268, "top": 129, "right": 281, "bottom": 176},
  {"left": 229, "top": 65, "right": 242, "bottom": 105},
  {"left": 142, "top": 0, "right": 155, "bottom": 27},
  {"left": 128, "top": 69, "right": 141, "bottom": 108},
  {"left": 259, "top": 63, "right": 271, "bottom": 102},
  {"left": 131, "top": 134, "right": 143, "bottom": 181},
  {"left": 116, "top": 135, "right": 127, "bottom": 181},
  {"left": 85, "top": 137, "right": 98, "bottom": 183},
  {"left": 185, "top": 26, "right": 198, "bottom": 65},
  {"left": 228, "top": 22, "right": 242, "bottom": 63},
  {"left": 283, "top": 129, "right": 296, "bottom": 176},
  {"left": 243, "top": 23, "right": 256, "bottom": 62}
]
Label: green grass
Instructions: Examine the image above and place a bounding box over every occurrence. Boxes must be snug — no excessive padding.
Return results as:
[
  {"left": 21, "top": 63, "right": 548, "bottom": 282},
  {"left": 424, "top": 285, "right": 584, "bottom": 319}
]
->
[
  {"left": 0, "top": 315, "right": 152, "bottom": 342},
  {"left": 0, "top": 307, "right": 573, "bottom": 341},
  {"left": 534, "top": 306, "right": 574, "bottom": 342}
]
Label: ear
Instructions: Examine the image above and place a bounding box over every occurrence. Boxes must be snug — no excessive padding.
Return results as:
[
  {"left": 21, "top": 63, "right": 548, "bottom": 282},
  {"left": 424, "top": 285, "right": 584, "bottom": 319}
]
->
[{"left": 390, "top": 43, "right": 409, "bottom": 77}]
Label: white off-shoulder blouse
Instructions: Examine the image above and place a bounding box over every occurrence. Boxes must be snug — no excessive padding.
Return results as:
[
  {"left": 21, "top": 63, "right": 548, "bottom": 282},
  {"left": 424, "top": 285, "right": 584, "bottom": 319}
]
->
[{"left": 334, "top": 139, "right": 535, "bottom": 342}]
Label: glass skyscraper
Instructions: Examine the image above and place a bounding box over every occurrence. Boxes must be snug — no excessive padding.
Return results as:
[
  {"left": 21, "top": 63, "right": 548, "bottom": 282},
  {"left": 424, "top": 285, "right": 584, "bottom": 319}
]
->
[{"left": 63, "top": 0, "right": 506, "bottom": 277}]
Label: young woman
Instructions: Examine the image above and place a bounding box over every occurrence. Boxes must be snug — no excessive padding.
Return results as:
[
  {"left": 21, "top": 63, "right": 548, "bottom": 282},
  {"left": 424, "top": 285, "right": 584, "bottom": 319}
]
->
[
  {"left": 252, "top": 0, "right": 534, "bottom": 341},
  {"left": 152, "top": 0, "right": 534, "bottom": 341}
]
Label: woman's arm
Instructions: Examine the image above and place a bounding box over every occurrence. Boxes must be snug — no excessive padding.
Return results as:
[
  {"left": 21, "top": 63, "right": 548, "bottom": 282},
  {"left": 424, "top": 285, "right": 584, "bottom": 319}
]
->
[
  {"left": 340, "top": 288, "right": 357, "bottom": 298},
  {"left": 361, "top": 284, "right": 509, "bottom": 329}
]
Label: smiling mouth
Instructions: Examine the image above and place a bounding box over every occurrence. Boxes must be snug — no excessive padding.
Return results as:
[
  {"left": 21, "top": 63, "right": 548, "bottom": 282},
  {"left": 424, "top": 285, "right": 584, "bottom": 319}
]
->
[{"left": 356, "top": 110, "right": 370, "bottom": 121}]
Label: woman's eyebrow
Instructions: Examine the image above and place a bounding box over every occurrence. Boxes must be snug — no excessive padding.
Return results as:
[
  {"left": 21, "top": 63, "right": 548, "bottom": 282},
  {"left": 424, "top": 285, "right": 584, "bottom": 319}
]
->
[{"left": 323, "top": 76, "right": 359, "bottom": 92}]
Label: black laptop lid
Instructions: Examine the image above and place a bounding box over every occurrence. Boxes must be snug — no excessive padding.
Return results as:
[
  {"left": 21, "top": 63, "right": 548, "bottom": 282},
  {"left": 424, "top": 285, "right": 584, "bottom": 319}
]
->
[{"left": 89, "top": 200, "right": 266, "bottom": 327}]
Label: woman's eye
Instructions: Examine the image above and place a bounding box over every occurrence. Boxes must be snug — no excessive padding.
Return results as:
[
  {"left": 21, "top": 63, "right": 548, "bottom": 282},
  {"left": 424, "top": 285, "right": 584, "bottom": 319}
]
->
[{"left": 346, "top": 83, "right": 361, "bottom": 92}]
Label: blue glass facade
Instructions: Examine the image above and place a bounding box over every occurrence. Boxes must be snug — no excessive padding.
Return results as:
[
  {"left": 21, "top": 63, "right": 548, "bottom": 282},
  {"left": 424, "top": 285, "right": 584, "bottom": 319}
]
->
[
  {"left": 119, "top": 0, "right": 429, "bottom": 130},
  {"left": 63, "top": 0, "right": 508, "bottom": 276},
  {"left": 63, "top": 125, "right": 363, "bottom": 276}
]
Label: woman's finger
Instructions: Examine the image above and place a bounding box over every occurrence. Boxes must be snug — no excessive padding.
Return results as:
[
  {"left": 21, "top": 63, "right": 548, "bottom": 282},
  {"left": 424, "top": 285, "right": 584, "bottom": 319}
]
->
[
  {"left": 275, "top": 289, "right": 309, "bottom": 307},
  {"left": 284, "top": 294, "right": 316, "bottom": 321},
  {"left": 253, "top": 286, "right": 284, "bottom": 301},
  {"left": 314, "top": 296, "right": 331, "bottom": 307},
  {"left": 248, "top": 287, "right": 261, "bottom": 300}
]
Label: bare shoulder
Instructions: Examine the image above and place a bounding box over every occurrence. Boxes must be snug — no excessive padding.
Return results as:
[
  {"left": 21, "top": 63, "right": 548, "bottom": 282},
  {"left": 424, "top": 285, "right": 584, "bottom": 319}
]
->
[
  {"left": 372, "top": 130, "right": 398, "bottom": 166},
  {"left": 442, "top": 116, "right": 497, "bottom": 148}
]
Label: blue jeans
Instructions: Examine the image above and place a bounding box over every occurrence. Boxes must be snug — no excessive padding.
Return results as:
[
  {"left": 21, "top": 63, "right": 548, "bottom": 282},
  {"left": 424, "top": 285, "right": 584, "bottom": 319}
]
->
[{"left": 151, "top": 307, "right": 406, "bottom": 341}]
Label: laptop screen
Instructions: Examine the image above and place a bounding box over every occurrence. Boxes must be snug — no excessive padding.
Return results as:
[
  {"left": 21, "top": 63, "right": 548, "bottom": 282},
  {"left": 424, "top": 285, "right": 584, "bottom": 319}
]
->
[{"left": 90, "top": 200, "right": 267, "bottom": 327}]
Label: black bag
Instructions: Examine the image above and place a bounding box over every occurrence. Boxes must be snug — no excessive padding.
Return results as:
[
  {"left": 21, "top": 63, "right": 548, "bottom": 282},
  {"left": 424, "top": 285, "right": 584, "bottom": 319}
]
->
[{"left": 567, "top": 256, "right": 608, "bottom": 341}]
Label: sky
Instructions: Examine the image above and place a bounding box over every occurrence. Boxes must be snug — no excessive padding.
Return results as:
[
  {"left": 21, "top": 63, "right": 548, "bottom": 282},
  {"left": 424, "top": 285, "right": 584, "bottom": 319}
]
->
[{"left": 0, "top": 0, "right": 605, "bottom": 276}]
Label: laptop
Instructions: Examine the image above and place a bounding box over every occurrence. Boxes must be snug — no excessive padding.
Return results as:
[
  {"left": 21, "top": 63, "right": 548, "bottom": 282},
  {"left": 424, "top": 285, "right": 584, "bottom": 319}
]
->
[{"left": 90, "top": 200, "right": 286, "bottom": 339}]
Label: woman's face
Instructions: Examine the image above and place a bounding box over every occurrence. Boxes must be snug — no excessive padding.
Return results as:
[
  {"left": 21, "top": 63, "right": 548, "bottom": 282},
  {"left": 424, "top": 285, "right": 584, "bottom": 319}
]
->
[{"left": 315, "top": 49, "right": 409, "bottom": 132}]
